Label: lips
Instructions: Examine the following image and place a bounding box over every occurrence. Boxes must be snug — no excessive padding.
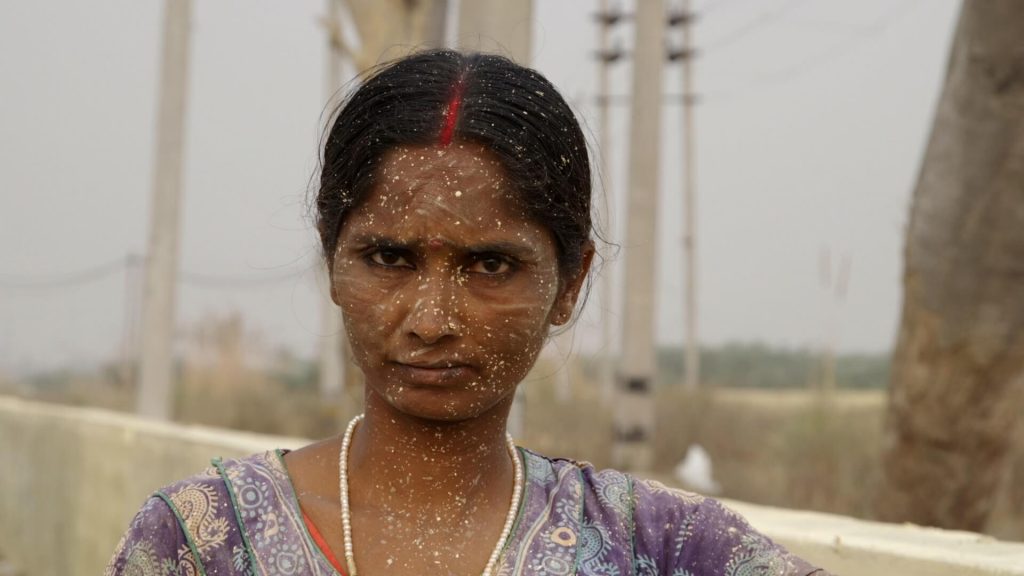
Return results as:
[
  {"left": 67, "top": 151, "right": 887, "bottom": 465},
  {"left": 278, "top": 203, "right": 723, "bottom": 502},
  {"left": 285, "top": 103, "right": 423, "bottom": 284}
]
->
[{"left": 391, "top": 360, "right": 474, "bottom": 387}]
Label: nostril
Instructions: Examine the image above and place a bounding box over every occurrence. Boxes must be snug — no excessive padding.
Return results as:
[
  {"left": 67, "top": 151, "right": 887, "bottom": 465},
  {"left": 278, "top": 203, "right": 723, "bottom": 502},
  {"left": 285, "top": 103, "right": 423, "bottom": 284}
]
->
[
  {"left": 404, "top": 302, "right": 462, "bottom": 344},
  {"left": 445, "top": 318, "right": 463, "bottom": 336}
]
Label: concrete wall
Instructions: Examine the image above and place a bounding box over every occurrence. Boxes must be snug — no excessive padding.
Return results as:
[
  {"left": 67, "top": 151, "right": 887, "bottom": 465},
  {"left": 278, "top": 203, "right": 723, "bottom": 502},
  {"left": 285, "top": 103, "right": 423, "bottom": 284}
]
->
[
  {"left": 0, "top": 396, "right": 303, "bottom": 576},
  {"left": 1, "top": 395, "right": 1023, "bottom": 576}
]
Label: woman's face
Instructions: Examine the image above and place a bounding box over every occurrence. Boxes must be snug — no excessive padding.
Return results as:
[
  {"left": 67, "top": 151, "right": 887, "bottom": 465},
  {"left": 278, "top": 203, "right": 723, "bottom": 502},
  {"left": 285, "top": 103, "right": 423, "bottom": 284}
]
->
[{"left": 331, "top": 143, "right": 589, "bottom": 423}]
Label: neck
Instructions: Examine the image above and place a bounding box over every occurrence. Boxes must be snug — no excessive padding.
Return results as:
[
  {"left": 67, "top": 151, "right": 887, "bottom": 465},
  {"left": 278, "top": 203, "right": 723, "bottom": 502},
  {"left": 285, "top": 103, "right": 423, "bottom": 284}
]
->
[{"left": 346, "top": 390, "right": 516, "bottom": 510}]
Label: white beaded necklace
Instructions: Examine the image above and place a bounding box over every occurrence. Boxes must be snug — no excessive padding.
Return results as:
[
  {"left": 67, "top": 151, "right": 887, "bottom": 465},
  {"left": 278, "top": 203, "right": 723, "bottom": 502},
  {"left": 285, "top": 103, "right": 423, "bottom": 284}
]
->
[{"left": 338, "top": 414, "right": 524, "bottom": 576}]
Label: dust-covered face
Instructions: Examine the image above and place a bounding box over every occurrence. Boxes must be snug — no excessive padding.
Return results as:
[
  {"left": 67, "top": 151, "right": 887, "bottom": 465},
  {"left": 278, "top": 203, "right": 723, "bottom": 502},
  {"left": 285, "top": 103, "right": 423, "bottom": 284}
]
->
[{"left": 330, "top": 143, "right": 579, "bottom": 422}]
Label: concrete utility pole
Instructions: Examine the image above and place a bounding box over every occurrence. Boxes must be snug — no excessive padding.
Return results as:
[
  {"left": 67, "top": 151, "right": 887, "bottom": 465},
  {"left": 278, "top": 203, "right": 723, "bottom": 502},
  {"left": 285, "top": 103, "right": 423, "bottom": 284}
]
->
[
  {"left": 614, "top": 0, "right": 665, "bottom": 471},
  {"left": 318, "top": 0, "right": 347, "bottom": 399},
  {"left": 817, "top": 248, "right": 850, "bottom": 394},
  {"left": 345, "top": 0, "right": 449, "bottom": 70},
  {"left": 137, "top": 0, "right": 192, "bottom": 420},
  {"left": 455, "top": 0, "right": 534, "bottom": 436},
  {"left": 121, "top": 254, "right": 143, "bottom": 387},
  {"left": 669, "top": 2, "right": 700, "bottom": 391},
  {"left": 595, "top": 1, "right": 627, "bottom": 404}
]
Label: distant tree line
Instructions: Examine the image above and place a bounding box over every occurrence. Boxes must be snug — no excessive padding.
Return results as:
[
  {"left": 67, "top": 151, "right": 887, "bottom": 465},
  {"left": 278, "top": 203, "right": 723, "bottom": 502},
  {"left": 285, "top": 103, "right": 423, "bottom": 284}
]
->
[
  {"left": 650, "top": 343, "right": 889, "bottom": 390},
  {"left": 9, "top": 342, "right": 890, "bottom": 398}
]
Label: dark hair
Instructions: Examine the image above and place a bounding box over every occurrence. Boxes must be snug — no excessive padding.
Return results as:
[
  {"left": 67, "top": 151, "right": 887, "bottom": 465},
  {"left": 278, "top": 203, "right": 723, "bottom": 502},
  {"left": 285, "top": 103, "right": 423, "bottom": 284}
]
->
[{"left": 315, "top": 49, "right": 593, "bottom": 280}]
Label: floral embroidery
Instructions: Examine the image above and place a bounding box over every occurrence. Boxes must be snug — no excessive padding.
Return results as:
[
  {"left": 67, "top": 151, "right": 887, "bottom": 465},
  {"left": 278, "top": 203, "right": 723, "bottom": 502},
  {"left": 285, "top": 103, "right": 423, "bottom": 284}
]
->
[
  {"left": 121, "top": 541, "right": 163, "bottom": 576},
  {"left": 594, "top": 471, "right": 631, "bottom": 517},
  {"left": 167, "top": 483, "right": 230, "bottom": 554},
  {"left": 725, "top": 532, "right": 790, "bottom": 576},
  {"left": 642, "top": 478, "right": 706, "bottom": 507}
]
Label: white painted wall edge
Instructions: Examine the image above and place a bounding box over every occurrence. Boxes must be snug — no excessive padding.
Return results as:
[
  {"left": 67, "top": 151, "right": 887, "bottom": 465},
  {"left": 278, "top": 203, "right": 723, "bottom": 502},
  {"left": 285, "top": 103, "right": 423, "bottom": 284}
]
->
[
  {"left": 0, "top": 394, "right": 308, "bottom": 454},
  {"left": 2, "top": 395, "right": 1023, "bottom": 575},
  {"left": 725, "top": 494, "right": 1024, "bottom": 574}
]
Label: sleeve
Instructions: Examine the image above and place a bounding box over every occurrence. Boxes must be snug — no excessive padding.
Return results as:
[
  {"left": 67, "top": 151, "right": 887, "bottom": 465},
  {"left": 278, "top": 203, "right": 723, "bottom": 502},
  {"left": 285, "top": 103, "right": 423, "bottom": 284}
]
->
[
  {"left": 681, "top": 497, "right": 831, "bottom": 576},
  {"left": 632, "top": 479, "right": 832, "bottom": 576},
  {"left": 104, "top": 496, "right": 201, "bottom": 576}
]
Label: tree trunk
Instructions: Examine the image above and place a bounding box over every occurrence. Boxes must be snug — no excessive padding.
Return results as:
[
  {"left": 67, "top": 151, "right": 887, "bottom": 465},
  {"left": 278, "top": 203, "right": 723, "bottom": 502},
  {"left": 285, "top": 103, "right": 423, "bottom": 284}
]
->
[{"left": 878, "top": 0, "right": 1024, "bottom": 531}]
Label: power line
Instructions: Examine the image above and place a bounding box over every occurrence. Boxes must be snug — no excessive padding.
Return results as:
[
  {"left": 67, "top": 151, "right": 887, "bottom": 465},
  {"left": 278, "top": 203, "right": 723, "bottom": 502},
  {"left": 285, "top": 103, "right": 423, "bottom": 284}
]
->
[
  {"left": 700, "top": 0, "right": 812, "bottom": 53},
  {"left": 178, "top": 265, "right": 310, "bottom": 288},
  {"left": 695, "top": 0, "right": 749, "bottom": 17},
  {"left": 0, "top": 257, "right": 128, "bottom": 289},
  {"left": 592, "top": 1, "right": 921, "bottom": 107},
  {"left": 0, "top": 255, "right": 311, "bottom": 291},
  {"left": 702, "top": 0, "right": 923, "bottom": 102}
]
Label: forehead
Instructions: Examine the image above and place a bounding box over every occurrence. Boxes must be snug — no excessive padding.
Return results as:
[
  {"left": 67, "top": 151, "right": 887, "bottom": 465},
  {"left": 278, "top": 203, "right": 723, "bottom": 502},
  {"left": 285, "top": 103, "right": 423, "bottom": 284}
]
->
[
  {"left": 376, "top": 143, "right": 511, "bottom": 202},
  {"left": 344, "top": 143, "right": 540, "bottom": 239}
]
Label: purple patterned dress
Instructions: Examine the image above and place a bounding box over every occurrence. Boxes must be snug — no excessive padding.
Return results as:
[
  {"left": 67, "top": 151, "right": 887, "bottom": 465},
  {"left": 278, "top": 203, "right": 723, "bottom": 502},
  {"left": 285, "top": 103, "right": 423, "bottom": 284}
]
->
[{"left": 106, "top": 449, "right": 830, "bottom": 576}]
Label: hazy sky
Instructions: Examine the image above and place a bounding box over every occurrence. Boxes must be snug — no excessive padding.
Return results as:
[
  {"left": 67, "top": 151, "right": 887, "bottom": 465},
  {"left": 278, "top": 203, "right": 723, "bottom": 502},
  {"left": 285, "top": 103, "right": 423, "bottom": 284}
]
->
[{"left": 0, "top": 0, "right": 961, "bottom": 372}]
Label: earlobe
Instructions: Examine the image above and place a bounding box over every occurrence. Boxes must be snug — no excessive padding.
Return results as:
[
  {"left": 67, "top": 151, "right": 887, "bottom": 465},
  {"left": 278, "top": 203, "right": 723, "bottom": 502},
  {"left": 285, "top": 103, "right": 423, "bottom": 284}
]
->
[
  {"left": 554, "top": 243, "right": 596, "bottom": 324},
  {"left": 550, "top": 248, "right": 594, "bottom": 326},
  {"left": 549, "top": 279, "right": 575, "bottom": 326},
  {"left": 550, "top": 308, "right": 571, "bottom": 326}
]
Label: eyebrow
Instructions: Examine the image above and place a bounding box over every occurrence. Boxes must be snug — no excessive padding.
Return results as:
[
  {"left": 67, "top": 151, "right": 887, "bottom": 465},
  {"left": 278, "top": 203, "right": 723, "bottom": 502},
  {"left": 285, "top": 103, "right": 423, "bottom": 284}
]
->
[
  {"left": 466, "top": 242, "right": 538, "bottom": 260},
  {"left": 348, "top": 234, "right": 538, "bottom": 260}
]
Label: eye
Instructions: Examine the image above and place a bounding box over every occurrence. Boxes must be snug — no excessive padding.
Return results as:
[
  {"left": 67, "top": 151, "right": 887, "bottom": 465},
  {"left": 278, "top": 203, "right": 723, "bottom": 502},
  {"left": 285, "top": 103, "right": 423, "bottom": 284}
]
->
[
  {"left": 367, "top": 249, "right": 412, "bottom": 268},
  {"left": 466, "top": 255, "right": 513, "bottom": 275}
]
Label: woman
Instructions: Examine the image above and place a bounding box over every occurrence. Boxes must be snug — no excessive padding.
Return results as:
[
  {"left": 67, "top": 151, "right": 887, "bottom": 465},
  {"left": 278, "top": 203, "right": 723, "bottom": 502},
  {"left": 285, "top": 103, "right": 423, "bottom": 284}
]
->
[{"left": 107, "top": 50, "right": 829, "bottom": 576}]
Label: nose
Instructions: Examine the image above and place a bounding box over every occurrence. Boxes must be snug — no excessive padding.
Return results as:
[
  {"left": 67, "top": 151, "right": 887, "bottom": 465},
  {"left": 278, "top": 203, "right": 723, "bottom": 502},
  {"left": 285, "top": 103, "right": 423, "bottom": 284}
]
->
[{"left": 401, "top": 271, "right": 463, "bottom": 345}]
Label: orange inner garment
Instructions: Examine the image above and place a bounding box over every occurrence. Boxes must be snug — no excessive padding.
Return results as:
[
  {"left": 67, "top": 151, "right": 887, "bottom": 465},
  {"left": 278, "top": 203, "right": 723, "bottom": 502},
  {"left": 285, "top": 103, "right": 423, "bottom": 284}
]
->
[{"left": 302, "top": 510, "right": 347, "bottom": 576}]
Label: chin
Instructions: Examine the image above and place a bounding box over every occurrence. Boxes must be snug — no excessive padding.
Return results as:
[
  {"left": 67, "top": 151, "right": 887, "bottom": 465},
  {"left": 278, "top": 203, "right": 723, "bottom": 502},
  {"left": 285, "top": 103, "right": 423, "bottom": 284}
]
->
[{"left": 374, "top": 384, "right": 513, "bottom": 424}]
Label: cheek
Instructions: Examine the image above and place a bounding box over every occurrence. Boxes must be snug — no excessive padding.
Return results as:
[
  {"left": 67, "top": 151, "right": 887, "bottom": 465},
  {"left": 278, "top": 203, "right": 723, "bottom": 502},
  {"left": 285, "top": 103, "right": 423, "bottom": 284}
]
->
[
  {"left": 470, "top": 282, "right": 559, "bottom": 369},
  {"left": 332, "top": 262, "right": 401, "bottom": 356},
  {"left": 471, "top": 319, "right": 547, "bottom": 389},
  {"left": 342, "top": 307, "right": 388, "bottom": 354}
]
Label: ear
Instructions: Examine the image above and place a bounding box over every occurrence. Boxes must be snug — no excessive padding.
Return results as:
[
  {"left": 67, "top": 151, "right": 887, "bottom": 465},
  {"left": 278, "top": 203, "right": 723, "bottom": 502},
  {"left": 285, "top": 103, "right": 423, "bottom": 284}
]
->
[
  {"left": 549, "top": 242, "right": 596, "bottom": 326},
  {"left": 328, "top": 258, "right": 343, "bottom": 307}
]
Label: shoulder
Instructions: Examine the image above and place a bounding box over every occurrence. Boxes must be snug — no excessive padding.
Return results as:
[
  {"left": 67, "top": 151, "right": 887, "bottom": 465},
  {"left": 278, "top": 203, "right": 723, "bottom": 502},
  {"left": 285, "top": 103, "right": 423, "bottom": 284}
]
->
[
  {"left": 519, "top": 451, "right": 638, "bottom": 523},
  {"left": 154, "top": 452, "right": 271, "bottom": 535},
  {"left": 155, "top": 459, "right": 232, "bottom": 521},
  {"left": 105, "top": 495, "right": 195, "bottom": 576},
  {"left": 629, "top": 476, "right": 828, "bottom": 576},
  {"left": 106, "top": 450, "right": 283, "bottom": 576},
  {"left": 157, "top": 450, "right": 290, "bottom": 555},
  {"left": 526, "top": 453, "right": 683, "bottom": 522},
  {"left": 524, "top": 453, "right": 825, "bottom": 576}
]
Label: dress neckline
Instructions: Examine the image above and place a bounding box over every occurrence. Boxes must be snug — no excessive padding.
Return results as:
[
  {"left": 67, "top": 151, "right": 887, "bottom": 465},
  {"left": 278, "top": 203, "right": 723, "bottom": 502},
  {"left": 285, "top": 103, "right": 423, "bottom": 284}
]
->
[{"left": 270, "top": 447, "right": 532, "bottom": 576}]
